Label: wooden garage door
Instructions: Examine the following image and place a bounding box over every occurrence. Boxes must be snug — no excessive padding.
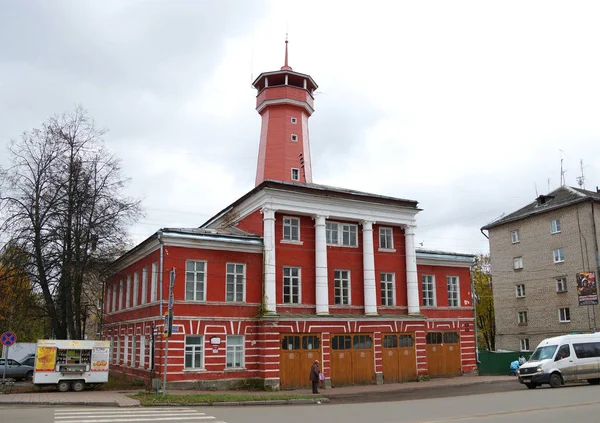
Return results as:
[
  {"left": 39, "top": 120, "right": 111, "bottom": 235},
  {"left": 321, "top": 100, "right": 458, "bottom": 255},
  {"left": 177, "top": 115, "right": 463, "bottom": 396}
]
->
[
  {"left": 279, "top": 334, "right": 321, "bottom": 389},
  {"left": 382, "top": 333, "right": 416, "bottom": 383},
  {"left": 425, "top": 332, "right": 461, "bottom": 377},
  {"left": 330, "top": 334, "right": 375, "bottom": 386}
]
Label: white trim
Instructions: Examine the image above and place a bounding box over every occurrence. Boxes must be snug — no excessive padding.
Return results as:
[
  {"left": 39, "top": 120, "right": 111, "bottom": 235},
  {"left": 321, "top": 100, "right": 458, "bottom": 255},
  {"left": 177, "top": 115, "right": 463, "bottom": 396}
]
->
[
  {"left": 446, "top": 276, "right": 460, "bottom": 307},
  {"left": 151, "top": 262, "right": 158, "bottom": 302},
  {"left": 551, "top": 219, "right": 561, "bottom": 234},
  {"left": 379, "top": 227, "right": 394, "bottom": 249},
  {"left": 380, "top": 272, "right": 395, "bottom": 306},
  {"left": 225, "top": 262, "right": 246, "bottom": 303},
  {"left": 333, "top": 269, "right": 351, "bottom": 305},
  {"left": 133, "top": 272, "right": 139, "bottom": 307},
  {"left": 184, "top": 334, "right": 205, "bottom": 370},
  {"left": 556, "top": 277, "right": 568, "bottom": 292},
  {"left": 422, "top": 274, "right": 436, "bottom": 307},
  {"left": 126, "top": 275, "right": 131, "bottom": 309},
  {"left": 291, "top": 117, "right": 297, "bottom": 124},
  {"left": 553, "top": 248, "right": 565, "bottom": 263},
  {"left": 291, "top": 168, "right": 300, "bottom": 181},
  {"left": 185, "top": 259, "right": 207, "bottom": 302},
  {"left": 511, "top": 230, "right": 520, "bottom": 244},
  {"left": 226, "top": 335, "right": 245, "bottom": 369},
  {"left": 291, "top": 134, "right": 298, "bottom": 142},
  {"left": 518, "top": 311, "right": 528, "bottom": 324},
  {"left": 513, "top": 256, "right": 524, "bottom": 270},
  {"left": 282, "top": 216, "right": 301, "bottom": 242},
  {"left": 559, "top": 307, "right": 571, "bottom": 322},
  {"left": 282, "top": 266, "right": 302, "bottom": 305},
  {"left": 515, "top": 284, "right": 525, "bottom": 298},
  {"left": 141, "top": 267, "right": 148, "bottom": 305},
  {"left": 327, "top": 221, "right": 358, "bottom": 247},
  {"left": 256, "top": 98, "right": 314, "bottom": 115}
]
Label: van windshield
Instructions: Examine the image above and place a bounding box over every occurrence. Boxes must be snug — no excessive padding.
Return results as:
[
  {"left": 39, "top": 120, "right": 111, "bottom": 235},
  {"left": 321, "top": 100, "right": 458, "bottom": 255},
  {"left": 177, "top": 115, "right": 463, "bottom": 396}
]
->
[{"left": 530, "top": 345, "right": 558, "bottom": 361}]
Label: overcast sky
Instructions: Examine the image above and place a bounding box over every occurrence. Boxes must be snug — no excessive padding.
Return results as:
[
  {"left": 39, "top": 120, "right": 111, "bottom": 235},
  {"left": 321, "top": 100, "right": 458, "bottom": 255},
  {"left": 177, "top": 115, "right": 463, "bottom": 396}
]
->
[{"left": 2, "top": 0, "right": 600, "bottom": 255}]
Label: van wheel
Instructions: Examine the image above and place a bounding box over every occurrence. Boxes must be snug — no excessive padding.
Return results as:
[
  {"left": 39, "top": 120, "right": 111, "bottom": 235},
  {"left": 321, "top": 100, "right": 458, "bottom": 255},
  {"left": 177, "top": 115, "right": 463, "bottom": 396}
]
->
[
  {"left": 549, "top": 373, "right": 562, "bottom": 388},
  {"left": 525, "top": 383, "right": 537, "bottom": 389},
  {"left": 71, "top": 380, "right": 85, "bottom": 392},
  {"left": 57, "top": 381, "right": 71, "bottom": 392},
  {"left": 588, "top": 379, "right": 600, "bottom": 385}
]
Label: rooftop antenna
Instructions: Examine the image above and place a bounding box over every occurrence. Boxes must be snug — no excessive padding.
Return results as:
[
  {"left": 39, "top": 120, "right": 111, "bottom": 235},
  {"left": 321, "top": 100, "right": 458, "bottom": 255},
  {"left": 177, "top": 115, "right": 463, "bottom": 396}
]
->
[
  {"left": 576, "top": 159, "right": 586, "bottom": 189},
  {"left": 547, "top": 178, "right": 551, "bottom": 194},
  {"left": 559, "top": 149, "right": 566, "bottom": 186},
  {"left": 534, "top": 182, "right": 538, "bottom": 197}
]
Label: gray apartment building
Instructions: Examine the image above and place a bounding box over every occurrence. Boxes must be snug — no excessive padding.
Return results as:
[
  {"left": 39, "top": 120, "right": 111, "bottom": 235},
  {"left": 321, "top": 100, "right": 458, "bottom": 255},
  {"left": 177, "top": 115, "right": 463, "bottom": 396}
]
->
[{"left": 481, "top": 186, "right": 600, "bottom": 352}]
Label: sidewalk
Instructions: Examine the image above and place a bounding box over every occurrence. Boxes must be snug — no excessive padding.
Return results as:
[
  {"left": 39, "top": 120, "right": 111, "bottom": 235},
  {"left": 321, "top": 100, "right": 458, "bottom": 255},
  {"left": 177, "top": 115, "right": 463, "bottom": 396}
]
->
[{"left": 0, "top": 375, "right": 516, "bottom": 407}]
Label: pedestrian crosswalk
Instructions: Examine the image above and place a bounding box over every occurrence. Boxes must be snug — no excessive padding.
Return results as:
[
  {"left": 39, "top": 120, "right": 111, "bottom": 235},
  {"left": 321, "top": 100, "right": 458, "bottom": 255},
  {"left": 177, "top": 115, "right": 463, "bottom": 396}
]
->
[{"left": 54, "top": 407, "right": 227, "bottom": 423}]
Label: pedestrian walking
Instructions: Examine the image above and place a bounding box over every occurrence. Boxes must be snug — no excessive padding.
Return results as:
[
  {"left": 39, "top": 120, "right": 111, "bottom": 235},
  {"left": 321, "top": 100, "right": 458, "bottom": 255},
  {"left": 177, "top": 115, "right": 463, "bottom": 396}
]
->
[{"left": 309, "top": 359, "right": 320, "bottom": 394}]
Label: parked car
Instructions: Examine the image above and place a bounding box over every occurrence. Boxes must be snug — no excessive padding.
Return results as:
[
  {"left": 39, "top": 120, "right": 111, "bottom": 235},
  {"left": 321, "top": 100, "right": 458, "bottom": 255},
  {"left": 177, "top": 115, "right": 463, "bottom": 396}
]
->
[
  {"left": 0, "top": 358, "right": 34, "bottom": 381},
  {"left": 20, "top": 355, "right": 35, "bottom": 367}
]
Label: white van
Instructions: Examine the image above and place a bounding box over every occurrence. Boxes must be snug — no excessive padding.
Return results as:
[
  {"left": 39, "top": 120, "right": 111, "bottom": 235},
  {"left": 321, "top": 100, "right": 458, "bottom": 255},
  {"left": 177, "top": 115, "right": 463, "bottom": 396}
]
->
[{"left": 517, "top": 333, "right": 600, "bottom": 389}]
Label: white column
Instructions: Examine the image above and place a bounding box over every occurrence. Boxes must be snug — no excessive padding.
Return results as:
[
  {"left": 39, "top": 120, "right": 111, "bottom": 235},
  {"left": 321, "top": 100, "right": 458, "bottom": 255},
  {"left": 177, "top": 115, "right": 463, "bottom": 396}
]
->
[
  {"left": 315, "top": 215, "right": 329, "bottom": 315},
  {"left": 362, "top": 220, "right": 378, "bottom": 315},
  {"left": 405, "top": 225, "right": 420, "bottom": 315},
  {"left": 262, "top": 207, "right": 277, "bottom": 314}
]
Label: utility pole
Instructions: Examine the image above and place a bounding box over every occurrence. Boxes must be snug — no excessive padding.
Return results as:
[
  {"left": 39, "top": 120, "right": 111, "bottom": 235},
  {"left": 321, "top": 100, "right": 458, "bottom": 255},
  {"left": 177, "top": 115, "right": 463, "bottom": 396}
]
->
[{"left": 162, "top": 268, "right": 175, "bottom": 396}]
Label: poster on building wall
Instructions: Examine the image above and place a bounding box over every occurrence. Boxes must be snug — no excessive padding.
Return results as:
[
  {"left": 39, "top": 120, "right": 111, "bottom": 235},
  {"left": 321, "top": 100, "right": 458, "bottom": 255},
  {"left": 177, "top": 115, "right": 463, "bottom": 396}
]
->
[{"left": 577, "top": 272, "right": 598, "bottom": 306}]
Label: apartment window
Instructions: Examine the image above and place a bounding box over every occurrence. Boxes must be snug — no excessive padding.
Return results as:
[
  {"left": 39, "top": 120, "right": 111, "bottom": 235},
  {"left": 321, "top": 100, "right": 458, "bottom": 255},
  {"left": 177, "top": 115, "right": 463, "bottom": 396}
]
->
[
  {"left": 126, "top": 276, "right": 131, "bottom": 308},
  {"left": 283, "top": 267, "right": 301, "bottom": 304},
  {"left": 141, "top": 267, "right": 148, "bottom": 305},
  {"left": 131, "top": 335, "right": 136, "bottom": 367},
  {"left": 185, "top": 336, "right": 204, "bottom": 369},
  {"left": 226, "top": 336, "right": 244, "bottom": 368},
  {"left": 116, "top": 337, "right": 121, "bottom": 364},
  {"left": 556, "top": 277, "right": 568, "bottom": 293},
  {"left": 291, "top": 117, "right": 297, "bottom": 124},
  {"left": 226, "top": 263, "right": 245, "bottom": 302},
  {"left": 559, "top": 307, "right": 571, "bottom": 322},
  {"left": 283, "top": 217, "right": 300, "bottom": 242},
  {"left": 291, "top": 168, "right": 300, "bottom": 181},
  {"left": 513, "top": 256, "right": 523, "bottom": 270},
  {"left": 123, "top": 336, "right": 129, "bottom": 366},
  {"left": 380, "top": 272, "right": 395, "bottom": 306},
  {"left": 422, "top": 275, "right": 435, "bottom": 306},
  {"left": 379, "top": 227, "right": 393, "bottom": 249},
  {"left": 516, "top": 284, "right": 525, "bottom": 298},
  {"left": 520, "top": 338, "right": 530, "bottom": 351},
  {"left": 518, "top": 311, "right": 528, "bottom": 325},
  {"left": 447, "top": 276, "right": 459, "bottom": 307},
  {"left": 186, "top": 260, "right": 206, "bottom": 301},
  {"left": 119, "top": 280, "right": 124, "bottom": 310},
  {"left": 511, "top": 230, "right": 520, "bottom": 244},
  {"left": 151, "top": 262, "right": 158, "bottom": 302},
  {"left": 326, "top": 222, "right": 338, "bottom": 244},
  {"left": 139, "top": 336, "right": 145, "bottom": 369},
  {"left": 326, "top": 222, "right": 358, "bottom": 247},
  {"left": 553, "top": 248, "right": 565, "bottom": 263},
  {"left": 291, "top": 134, "right": 298, "bottom": 142},
  {"left": 551, "top": 219, "right": 561, "bottom": 234},
  {"left": 334, "top": 270, "right": 350, "bottom": 305},
  {"left": 133, "top": 272, "right": 139, "bottom": 307},
  {"left": 112, "top": 284, "right": 117, "bottom": 313}
]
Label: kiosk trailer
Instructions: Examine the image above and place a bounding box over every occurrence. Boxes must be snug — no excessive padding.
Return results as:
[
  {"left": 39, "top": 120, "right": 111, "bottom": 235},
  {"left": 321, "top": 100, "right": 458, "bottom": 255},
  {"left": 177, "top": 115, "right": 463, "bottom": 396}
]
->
[{"left": 33, "top": 339, "right": 110, "bottom": 392}]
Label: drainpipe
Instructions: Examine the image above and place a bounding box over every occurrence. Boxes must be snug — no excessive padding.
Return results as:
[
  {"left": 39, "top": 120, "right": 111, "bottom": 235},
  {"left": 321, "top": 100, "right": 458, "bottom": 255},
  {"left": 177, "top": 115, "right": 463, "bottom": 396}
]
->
[
  {"left": 470, "top": 264, "right": 480, "bottom": 364},
  {"left": 591, "top": 201, "right": 599, "bottom": 332},
  {"left": 158, "top": 231, "right": 164, "bottom": 317}
]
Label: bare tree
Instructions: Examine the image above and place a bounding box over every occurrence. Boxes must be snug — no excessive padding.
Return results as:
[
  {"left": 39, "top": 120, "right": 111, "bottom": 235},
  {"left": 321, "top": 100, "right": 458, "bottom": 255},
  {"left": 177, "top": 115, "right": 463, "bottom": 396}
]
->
[{"left": 0, "top": 106, "right": 142, "bottom": 339}]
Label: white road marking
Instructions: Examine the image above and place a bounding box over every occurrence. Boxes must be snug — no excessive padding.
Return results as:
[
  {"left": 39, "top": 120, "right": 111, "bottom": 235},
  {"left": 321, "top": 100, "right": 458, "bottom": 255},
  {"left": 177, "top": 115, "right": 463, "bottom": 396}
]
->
[{"left": 53, "top": 407, "right": 225, "bottom": 423}]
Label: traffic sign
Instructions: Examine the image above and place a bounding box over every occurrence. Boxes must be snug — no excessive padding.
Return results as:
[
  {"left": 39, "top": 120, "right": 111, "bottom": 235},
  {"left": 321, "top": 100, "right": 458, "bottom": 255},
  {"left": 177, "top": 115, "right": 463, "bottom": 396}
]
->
[{"left": 1, "top": 332, "right": 16, "bottom": 347}]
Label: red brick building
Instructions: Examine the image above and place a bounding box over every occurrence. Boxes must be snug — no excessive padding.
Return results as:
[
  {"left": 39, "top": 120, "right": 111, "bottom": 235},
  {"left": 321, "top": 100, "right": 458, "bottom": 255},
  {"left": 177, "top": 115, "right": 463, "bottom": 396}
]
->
[{"left": 102, "top": 42, "right": 476, "bottom": 389}]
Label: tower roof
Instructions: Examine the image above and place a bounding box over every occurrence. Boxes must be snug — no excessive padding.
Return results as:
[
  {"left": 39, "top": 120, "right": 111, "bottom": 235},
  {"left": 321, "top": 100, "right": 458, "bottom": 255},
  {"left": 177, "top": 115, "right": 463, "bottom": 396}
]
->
[{"left": 281, "top": 35, "right": 292, "bottom": 71}]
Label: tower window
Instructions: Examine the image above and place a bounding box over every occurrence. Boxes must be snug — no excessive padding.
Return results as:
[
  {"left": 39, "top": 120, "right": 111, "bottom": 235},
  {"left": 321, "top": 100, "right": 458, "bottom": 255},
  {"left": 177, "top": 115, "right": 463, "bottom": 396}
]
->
[
  {"left": 291, "top": 168, "right": 300, "bottom": 181},
  {"left": 291, "top": 117, "right": 297, "bottom": 124},
  {"left": 291, "top": 134, "right": 298, "bottom": 142}
]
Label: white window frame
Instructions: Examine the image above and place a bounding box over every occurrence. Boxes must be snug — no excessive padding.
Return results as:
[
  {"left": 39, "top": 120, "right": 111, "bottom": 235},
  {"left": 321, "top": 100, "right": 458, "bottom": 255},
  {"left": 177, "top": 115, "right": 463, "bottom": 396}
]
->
[
  {"left": 513, "top": 256, "right": 523, "bottom": 270},
  {"left": 119, "top": 280, "right": 124, "bottom": 310},
  {"left": 559, "top": 307, "right": 571, "bottom": 322},
  {"left": 123, "top": 335, "right": 129, "bottom": 366},
  {"left": 379, "top": 227, "right": 394, "bottom": 250},
  {"left": 520, "top": 338, "right": 530, "bottom": 351},
  {"left": 326, "top": 221, "right": 358, "bottom": 247},
  {"left": 291, "top": 168, "right": 300, "bottom": 181},
  {"left": 291, "top": 117, "right": 297, "bottom": 124},
  {"left": 516, "top": 284, "right": 525, "bottom": 298},
  {"left": 422, "top": 275, "right": 436, "bottom": 306},
  {"left": 334, "top": 269, "right": 351, "bottom": 305},
  {"left": 184, "top": 335, "right": 204, "bottom": 370},
  {"left": 151, "top": 262, "right": 158, "bottom": 302},
  {"left": 551, "top": 219, "right": 561, "bottom": 234},
  {"left": 112, "top": 284, "right": 117, "bottom": 313},
  {"left": 116, "top": 337, "right": 121, "bottom": 364},
  {"left": 283, "top": 266, "right": 301, "bottom": 304},
  {"left": 106, "top": 286, "right": 111, "bottom": 313},
  {"left": 139, "top": 336, "right": 145, "bottom": 369},
  {"left": 553, "top": 248, "right": 565, "bottom": 263},
  {"left": 226, "top": 335, "right": 244, "bottom": 369},
  {"left": 380, "top": 272, "right": 395, "bottom": 306},
  {"left": 126, "top": 275, "right": 131, "bottom": 308},
  {"left": 185, "top": 260, "right": 207, "bottom": 301},
  {"left": 556, "top": 277, "right": 568, "bottom": 293},
  {"left": 282, "top": 216, "right": 301, "bottom": 242},
  {"left": 141, "top": 267, "right": 148, "bottom": 305},
  {"left": 511, "top": 230, "right": 520, "bottom": 244},
  {"left": 226, "top": 263, "right": 246, "bottom": 302},
  {"left": 130, "top": 335, "right": 136, "bottom": 367},
  {"left": 518, "top": 311, "right": 528, "bottom": 325},
  {"left": 447, "top": 276, "right": 459, "bottom": 307},
  {"left": 291, "top": 134, "right": 298, "bottom": 142},
  {"left": 133, "top": 272, "right": 139, "bottom": 307}
]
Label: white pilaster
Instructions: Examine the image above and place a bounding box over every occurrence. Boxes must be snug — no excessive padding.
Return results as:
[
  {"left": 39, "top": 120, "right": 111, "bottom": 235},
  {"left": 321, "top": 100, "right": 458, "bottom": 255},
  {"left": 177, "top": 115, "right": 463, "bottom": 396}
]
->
[
  {"left": 405, "top": 225, "right": 420, "bottom": 315},
  {"left": 315, "top": 215, "right": 329, "bottom": 315},
  {"left": 362, "top": 220, "right": 378, "bottom": 315},
  {"left": 262, "top": 207, "right": 277, "bottom": 314}
]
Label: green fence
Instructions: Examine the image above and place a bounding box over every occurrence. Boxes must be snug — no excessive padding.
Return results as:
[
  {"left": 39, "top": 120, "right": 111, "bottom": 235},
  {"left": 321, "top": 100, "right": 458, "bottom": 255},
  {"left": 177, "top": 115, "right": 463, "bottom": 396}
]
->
[{"left": 477, "top": 351, "right": 532, "bottom": 375}]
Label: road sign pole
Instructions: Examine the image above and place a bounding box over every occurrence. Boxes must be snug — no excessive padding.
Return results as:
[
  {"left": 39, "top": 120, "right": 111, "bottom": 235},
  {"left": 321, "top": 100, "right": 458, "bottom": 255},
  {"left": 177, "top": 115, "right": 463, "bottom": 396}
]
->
[
  {"left": 162, "top": 268, "right": 175, "bottom": 396},
  {"left": 2, "top": 346, "right": 7, "bottom": 382}
]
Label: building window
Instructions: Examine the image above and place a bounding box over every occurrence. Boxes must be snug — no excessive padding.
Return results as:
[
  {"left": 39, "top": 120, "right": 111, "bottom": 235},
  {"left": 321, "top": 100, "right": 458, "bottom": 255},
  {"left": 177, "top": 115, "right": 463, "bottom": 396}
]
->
[
  {"left": 422, "top": 275, "right": 435, "bottom": 306},
  {"left": 151, "top": 262, "right": 158, "bottom": 302},
  {"left": 139, "top": 336, "right": 145, "bottom": 368},
  {"left": 379, "top": 227, "right": 393, "bottom": 249},
  {"left": 283, "top": 217, "right": 300, "bottom": 242},
  {"left": 111, "top": 284, "right": 117, "bottom": 313},
  {"left": 513, "top": 256, "right": 523, "bottom": 270},
  {"left": 516, "top": 284, "right": 525, "bottom": 298},
  {"left": 380, "top": 272, "right": 395, "bottom": 306},
  {"left": 291, "top": 134, "right": 298, "bottom": 142},
  {"left": 184, "top": 335, "right": 203, "bottom": 369},
  {"left": 511, "top": 230, "right": 520, "bottom": 243},
  {"left": 226, "top": 336, "right": 244, "bottom": 368},
  {"left": 518, "top": 311, "right": 528, "bottom": 325},
  {"left": 106, "top": 286, "right": 111, "bottom": 314},
  {"left": 520, "top": 338, "right": 530, "bottom": 351},
  {"left": 119, "top": 280, "right": 124, "bottom": 310},
  {"left": 226, "top": 263, "right": 245, "bottom": 302},
  {"left": 291, "top": 168, "right": 300, "bottom": 181},
  {"left": 141, "top": 267, "right": 148, "bottom": 305},
  {"left": 447, "top": 276, "right": 459, "bottom": 307},
  {"left": 556, "top": 277, "right": 567, "bottom": 293},
  {"left": 291, "top": 117, "right": 297, "bottom": 124},
  {"left": 123, "top": 336, "right": 129, "bottom": 366},
  {"left": 334, "top": 270, "right": 350, "bottom": 305},
  {"left": 133, "top": 272, "right": 139, "bottom": 307},
  {"left": 326, "top": 222, "right": 358, "bottom": 247},
  {"left": 559, "top": 307, "right": 571, "bottom": 322},
  {"left": 131, "top": 335, "right": 136, "bottom": 367},
  {"left": 551, "top": 219, "right": 561, "bottom": 234},
  {"left": 553, "top": 248, "right": 565, "bottom": 263},
  {"left": 186, "top": 260, "right": 206, "bottom": 301},
  {"left": 116, "top": 337, "right": 121, "bottom": 363},
  {"left": 125, "top": 276, "right": 131, "bottom": 308},
  {"left": 283, "top": 267, "right": 301, "bottom": 304}
]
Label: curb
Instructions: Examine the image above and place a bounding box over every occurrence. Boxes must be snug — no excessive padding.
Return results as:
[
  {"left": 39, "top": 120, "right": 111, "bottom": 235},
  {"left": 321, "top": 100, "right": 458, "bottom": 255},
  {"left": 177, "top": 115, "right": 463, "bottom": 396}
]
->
[
  {"left": 147, "top": 398, "right": 329, "bottom": 407},
  {"left": 1, "top": 401, "right": 120, "bottom": 407}
]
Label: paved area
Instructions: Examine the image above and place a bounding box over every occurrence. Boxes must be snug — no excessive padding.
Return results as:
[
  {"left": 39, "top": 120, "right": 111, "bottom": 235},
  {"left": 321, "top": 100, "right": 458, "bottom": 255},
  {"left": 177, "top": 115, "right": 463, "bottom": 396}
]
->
[{"left": 0, "top": 375, "right": 516, "bottom": 407}]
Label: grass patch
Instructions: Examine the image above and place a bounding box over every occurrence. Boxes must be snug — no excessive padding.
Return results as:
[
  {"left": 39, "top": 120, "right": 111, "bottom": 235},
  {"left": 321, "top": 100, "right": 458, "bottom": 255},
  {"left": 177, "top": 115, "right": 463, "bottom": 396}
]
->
[{"left": 130, "top": 392, "right": 322, "bottom": 405}]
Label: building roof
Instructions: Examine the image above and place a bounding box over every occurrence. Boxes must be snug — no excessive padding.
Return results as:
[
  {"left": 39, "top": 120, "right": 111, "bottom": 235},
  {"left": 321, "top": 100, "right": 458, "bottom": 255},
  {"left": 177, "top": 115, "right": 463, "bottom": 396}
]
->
[{"left": 481, "top": 185, "right": 600, "bottom": 230}]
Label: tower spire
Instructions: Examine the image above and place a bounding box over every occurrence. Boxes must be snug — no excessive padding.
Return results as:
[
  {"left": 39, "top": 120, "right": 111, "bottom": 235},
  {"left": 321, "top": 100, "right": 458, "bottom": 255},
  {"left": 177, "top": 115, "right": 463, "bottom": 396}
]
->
[{"left": 281, "top": 34, "right": 292, "bottom": 71}]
